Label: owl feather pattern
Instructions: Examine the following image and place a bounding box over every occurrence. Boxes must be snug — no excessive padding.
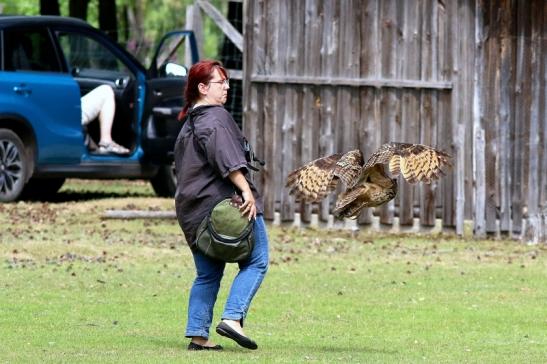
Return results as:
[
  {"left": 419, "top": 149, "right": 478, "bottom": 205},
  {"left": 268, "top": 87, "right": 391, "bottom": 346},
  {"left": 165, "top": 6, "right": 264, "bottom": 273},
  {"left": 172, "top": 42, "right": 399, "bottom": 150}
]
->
[{"left": 285, "top": 143, "right": 452, "bottom": 219}]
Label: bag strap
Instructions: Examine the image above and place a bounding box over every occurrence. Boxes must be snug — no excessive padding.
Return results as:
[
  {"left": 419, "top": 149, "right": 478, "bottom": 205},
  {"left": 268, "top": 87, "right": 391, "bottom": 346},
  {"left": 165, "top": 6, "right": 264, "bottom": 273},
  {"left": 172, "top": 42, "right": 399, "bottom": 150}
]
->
[{"left": 187, "top": 112, "right": 208, "bottom": 157}]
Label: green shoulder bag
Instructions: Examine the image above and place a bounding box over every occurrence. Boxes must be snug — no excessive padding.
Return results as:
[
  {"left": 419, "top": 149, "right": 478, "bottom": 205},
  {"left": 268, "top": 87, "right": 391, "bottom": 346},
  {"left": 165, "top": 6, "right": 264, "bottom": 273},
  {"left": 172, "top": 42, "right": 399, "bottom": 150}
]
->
[{"left": 193, "top": 196, "right": 255, "bottom": 262}]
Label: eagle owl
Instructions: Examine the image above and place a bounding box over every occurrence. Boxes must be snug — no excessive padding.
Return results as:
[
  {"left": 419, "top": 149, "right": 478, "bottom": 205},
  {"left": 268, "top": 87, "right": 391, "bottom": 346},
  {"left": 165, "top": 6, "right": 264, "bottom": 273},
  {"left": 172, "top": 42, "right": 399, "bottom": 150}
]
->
[{"left": 285, "top": 143, "right": 452, "bottom": 219}]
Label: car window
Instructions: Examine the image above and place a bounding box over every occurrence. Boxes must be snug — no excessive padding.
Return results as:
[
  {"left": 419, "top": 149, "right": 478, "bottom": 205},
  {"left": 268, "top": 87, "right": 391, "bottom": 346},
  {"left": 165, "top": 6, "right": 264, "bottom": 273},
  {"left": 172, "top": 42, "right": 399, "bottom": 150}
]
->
[
  {"left": 57, "top": 31, "right": 130, "bottom": 77},
  {"left": 3, "top": 28, "right": 61, "bottom": 72}
]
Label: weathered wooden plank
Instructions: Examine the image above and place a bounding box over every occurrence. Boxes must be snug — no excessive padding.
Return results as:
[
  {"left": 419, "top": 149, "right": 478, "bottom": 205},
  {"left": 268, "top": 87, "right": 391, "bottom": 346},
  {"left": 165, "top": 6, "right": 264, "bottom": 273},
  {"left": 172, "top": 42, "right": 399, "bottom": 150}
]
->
[
  {"left": 272, "top": 0, "right": 289, "bottom": 221},
  {"left": 316, "top": 0, "right": 338, "bottom": 222},
  {"left": 474, "top": 129, "right": 486, "bottom": 236},
  {"left": 539, "top": 3, "right": 547, "bottom": 243},
  {"left": 254, "top": 84, "right": 266, "bottom": 194},
  {"left": 263, "top": 0, "right": 277, "bottom": 74},
  {"left": 419, "top": 0, "right": 437, "bottom": 227},
  {"left": 318, "top": 120, "right": 336, "bottom": 225},
  {"left": 250, "top": 0, "right": 266, "bottom": 75},
  {"left": 249, "top": 74, "right": 453, "bottom": 89},
  {"left": 399, "top": 0, "right": 420, "bottom": 226},
  {"left": 455, "top": 123, "right": 466, "bottom": 236},
  {"left": 484, "top": 0, "right": 500, "bottom": 235},
  {"left": 243, "top": 0, "right": 265, "bottom": 196},
  {"left": 196, "top": 0, "right": 243, "bottom": 52},
  {"left": 336, "top": 0, "right": 359, "bottom": 223},
  {"left": 379, "top": 88, "right": 398, "bottom": 226},
  {"left": 361, "top": 0, "right": 379, "bottom": 78},
  {"left": 510, "top": 0, "right": 531, "bottom": 236},
  {"left": 281, "top": 87, "right": 296, "bottom": 221},
  {"left": 337, "top": 0, "right": 360, "bottom": 151},
  {"left": 298, "top": 0, "right": 323, "bottom": 223},
  {"left": 303, "top": 0, "right": 322, "bottom": 83},
  {"left": 454, "top": 0, "right": 472, "bottom": 235},
  {"left": 462, "top": 0, "right": 475, "bottom": 222},
  {"left": 442, "top": 0, "right": 457, "bottom": 228},
  {"left": 379, "top": 1, "right": 398, "bottom": 79},
  {"left": 472, "top": 0, "right": 486, "bottom": 237},
  {"left": 244, "top": 84, "right": 259, "bottom": 173},
  {"left": 242, "top": 0, "right": 257, "bottom": 143},
  {"left": 357, "top": 0, "right": 379, "bottom": 225},
  {"left": 437, "top": 0, "right": 449, "bottom": 81},
  {"left": 525, "top": 0, "right": 544, "bottom": 243},
  {"left": 257, "top": 0, "right": 277, "bottom": 220},
  {"left": 262, "top": 84, "right": 275, "bottom": 220},
  {"left": 185, "top": 4, "right": 204, "bottom": 64},
  {"left": 420, "top": 90, "right": 437, "bottom": 226},
  {"left": 498, "top": 1, "right": 514, "bottom": 234},
  {"left": 335, "top": 0, "right": 347, "bottom": 162},
  {"left": 279, "top": 0, "right": 296, "bottom": 222},
  {"left": 358, "top": 87, "right": 377, "bottom": 225},
  {"left": 298, "top": 87, "right": 312, "bottom": 223},
  {"left": 436, "top": 0, "right": 452, "bottom": 229},
  {"left": 273, "top": 92, "right": 285, "bottom": 219},
  {"left": 378, "top": 0, "right": 398, "bottom": 225}
]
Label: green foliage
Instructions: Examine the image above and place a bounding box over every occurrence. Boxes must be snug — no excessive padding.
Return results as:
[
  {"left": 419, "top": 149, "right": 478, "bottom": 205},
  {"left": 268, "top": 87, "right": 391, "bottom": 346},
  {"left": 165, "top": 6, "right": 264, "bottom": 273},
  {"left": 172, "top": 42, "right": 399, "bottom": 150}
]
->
[
  {"left": 0, "top": 0, "right": 227, "bottom": 62},
  {"left": 1, "top": 0, "right": 39, "bottom": 15},
  {"left": 0, "top": 180, "right": 546, "bottom": 363}
]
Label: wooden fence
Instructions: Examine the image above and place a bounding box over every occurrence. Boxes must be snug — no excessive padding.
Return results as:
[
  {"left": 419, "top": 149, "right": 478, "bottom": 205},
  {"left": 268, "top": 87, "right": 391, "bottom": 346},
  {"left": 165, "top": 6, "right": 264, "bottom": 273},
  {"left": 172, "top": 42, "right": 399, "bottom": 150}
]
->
[{"left": 241, "top": 0, "right": 545, "bottom": 242}]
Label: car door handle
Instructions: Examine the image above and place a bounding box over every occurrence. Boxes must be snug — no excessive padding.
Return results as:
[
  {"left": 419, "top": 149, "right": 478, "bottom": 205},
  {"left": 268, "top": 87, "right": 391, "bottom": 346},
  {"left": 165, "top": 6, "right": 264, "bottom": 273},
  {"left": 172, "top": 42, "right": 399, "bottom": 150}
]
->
[
  {"left": 13, "top": 85, "right": 32, "bottom": 96},
  {"left": 153, "top": 89, "right": 163, "bottom": 97}
]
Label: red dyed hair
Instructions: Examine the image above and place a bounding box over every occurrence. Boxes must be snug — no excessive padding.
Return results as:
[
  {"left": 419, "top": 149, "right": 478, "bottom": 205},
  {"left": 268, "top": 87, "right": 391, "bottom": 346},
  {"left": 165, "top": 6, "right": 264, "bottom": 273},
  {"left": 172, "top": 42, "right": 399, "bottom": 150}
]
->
[{"left": 178, "top": 60, "right": 228, "bottom": 121}]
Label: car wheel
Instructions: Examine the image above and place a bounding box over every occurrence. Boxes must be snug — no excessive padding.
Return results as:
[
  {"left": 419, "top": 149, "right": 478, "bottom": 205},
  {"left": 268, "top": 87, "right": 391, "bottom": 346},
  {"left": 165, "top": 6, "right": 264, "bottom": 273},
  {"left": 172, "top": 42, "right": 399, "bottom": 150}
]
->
[
  {"left": 0, "top": 129, "right": 28, "bottom": 202},
  {"left": 150, "top": 164, "right": 176, "bottom": 197},
  {"left": 20, "top": 177, "right": 66, "bottom": 200}
]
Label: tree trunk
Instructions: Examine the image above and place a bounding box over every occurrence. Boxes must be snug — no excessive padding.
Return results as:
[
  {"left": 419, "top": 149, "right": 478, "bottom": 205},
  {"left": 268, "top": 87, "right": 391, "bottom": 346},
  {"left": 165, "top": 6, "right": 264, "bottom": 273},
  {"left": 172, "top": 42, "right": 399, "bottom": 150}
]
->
[
  {"left": 99, "top": 0, "right": 118, "bottom": 42},
  {"left": 69, "top": 0, "right": 90, "bottom": 20},
  {"left": 40, "top": 0, "right": 60, "bottom": 15}
]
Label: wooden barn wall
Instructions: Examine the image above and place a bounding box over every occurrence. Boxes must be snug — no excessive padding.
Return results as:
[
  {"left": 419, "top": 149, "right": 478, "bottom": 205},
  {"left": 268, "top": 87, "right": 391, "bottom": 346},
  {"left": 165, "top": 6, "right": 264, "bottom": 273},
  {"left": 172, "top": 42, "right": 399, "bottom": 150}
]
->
[
  {"left": 476, "top": 0, "right": 546, "bottom": 242},
  {"left": 242, "top": 0, "right": 546, "bottom": 242}
]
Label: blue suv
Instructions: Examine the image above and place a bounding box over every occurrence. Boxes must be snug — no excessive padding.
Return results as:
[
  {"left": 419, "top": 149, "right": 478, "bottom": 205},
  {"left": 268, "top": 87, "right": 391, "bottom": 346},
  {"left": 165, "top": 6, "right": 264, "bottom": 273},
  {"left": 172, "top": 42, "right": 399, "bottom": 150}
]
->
[{"left": 0, "top": 16, "right": 198, "bottom": 201}]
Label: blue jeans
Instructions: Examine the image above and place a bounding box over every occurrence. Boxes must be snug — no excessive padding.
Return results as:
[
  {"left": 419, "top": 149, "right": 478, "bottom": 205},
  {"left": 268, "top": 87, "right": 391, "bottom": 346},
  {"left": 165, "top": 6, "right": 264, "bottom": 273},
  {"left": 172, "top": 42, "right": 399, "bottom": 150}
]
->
[{"left": 185, "top": 214, "right": 269, "bottom": 338}]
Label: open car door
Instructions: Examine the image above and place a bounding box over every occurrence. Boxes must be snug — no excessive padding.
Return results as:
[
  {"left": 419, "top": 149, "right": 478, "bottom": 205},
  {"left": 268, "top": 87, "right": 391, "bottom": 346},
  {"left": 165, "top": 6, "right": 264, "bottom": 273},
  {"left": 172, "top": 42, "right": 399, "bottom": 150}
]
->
[{"left": 142, "top": 30, "right": 199, "bottom": 163}]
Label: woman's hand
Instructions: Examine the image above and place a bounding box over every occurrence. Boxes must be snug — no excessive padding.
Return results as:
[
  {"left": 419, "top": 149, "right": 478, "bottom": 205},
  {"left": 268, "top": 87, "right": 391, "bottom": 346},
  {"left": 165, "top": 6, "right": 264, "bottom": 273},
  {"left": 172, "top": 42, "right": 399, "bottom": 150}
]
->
[
  {"left": 228, "top": 170, "right": 257, "bottom": 221},
  {"left": 240, "top": 190, "right": 256, "bottom": 221}
]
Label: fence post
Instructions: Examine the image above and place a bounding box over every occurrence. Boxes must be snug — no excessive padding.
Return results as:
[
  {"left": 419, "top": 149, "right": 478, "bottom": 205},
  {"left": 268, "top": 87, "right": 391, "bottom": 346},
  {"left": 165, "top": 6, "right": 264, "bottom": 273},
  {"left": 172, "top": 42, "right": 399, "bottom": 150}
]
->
[{"left": 473, "top": 1, "right": 486, "bottom": 238}]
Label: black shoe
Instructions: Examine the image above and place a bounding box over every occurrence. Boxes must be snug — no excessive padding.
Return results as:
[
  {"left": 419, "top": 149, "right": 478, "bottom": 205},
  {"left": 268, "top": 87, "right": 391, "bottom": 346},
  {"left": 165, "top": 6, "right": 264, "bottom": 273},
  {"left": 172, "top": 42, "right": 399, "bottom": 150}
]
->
[
  {"left": 216, "top": 321, "right": 258, "bottom": 350},
  {"left": 187, "top": 342, "right": 223, "bottom": 351}
]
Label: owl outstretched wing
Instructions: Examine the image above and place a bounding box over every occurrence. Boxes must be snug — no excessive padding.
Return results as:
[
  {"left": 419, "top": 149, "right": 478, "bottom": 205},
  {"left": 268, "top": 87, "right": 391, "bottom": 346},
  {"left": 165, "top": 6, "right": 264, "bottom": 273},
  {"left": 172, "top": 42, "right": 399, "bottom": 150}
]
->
[
  {"left": 361, "top": 142, "right": 452, "bottom": 184},
  {"left": 285, "top": 149, "right": 364, "bottom": 203}
]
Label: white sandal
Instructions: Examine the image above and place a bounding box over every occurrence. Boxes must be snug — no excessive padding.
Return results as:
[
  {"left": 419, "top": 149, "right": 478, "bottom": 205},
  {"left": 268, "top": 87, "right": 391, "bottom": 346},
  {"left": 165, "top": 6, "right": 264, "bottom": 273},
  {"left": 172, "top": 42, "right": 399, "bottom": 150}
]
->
[{"left": 98, "top": 141, "right": 130, "bottom": 155}]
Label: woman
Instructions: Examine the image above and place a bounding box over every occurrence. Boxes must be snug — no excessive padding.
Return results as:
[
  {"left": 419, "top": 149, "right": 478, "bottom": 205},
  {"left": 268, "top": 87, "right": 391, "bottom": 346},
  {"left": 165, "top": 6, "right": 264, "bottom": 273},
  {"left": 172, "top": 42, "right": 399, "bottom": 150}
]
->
[{"left": 174, "top": 60, "right": 269, "bottom": 351}]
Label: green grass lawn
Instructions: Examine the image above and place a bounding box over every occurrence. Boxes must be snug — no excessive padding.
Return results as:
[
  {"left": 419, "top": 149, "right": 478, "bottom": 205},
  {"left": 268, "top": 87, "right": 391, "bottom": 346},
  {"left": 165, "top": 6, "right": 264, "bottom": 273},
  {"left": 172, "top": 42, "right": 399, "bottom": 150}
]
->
[{"left": 0, "top": 180, "right": 546, "bottom": 363}]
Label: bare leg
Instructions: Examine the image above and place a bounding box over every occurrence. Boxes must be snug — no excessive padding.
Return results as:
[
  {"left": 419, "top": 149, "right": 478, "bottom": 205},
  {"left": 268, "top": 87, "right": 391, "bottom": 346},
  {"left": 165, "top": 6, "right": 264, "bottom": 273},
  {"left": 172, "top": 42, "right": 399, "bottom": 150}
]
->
[
  {"left": 97, "top": 85, "right": 116, "bottom": 145},
  {"left": 81, "top": 85, "right": 129, "bottom": 154}
]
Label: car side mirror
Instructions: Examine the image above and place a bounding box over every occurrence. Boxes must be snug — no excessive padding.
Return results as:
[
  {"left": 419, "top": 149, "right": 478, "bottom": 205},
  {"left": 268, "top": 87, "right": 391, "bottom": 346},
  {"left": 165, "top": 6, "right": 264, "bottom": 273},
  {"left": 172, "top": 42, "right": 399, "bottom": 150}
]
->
[{"left": 161, "top": 62, "right": 187, "bottom": 77}]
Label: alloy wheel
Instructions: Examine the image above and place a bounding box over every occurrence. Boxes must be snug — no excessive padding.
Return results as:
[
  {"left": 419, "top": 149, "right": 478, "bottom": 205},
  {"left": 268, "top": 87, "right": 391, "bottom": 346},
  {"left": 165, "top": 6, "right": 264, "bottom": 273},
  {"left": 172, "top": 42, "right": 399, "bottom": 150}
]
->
[{"left": 0, "top": 138, "right": 24, "bottom": 199}]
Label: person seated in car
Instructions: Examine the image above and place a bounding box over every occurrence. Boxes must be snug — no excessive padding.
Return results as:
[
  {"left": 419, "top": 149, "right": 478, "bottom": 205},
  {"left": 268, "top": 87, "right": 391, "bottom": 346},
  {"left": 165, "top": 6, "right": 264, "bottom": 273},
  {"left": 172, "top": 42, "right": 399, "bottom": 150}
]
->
[{"left": 81, "top": 85, "right": 130, "bottom": 155}]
